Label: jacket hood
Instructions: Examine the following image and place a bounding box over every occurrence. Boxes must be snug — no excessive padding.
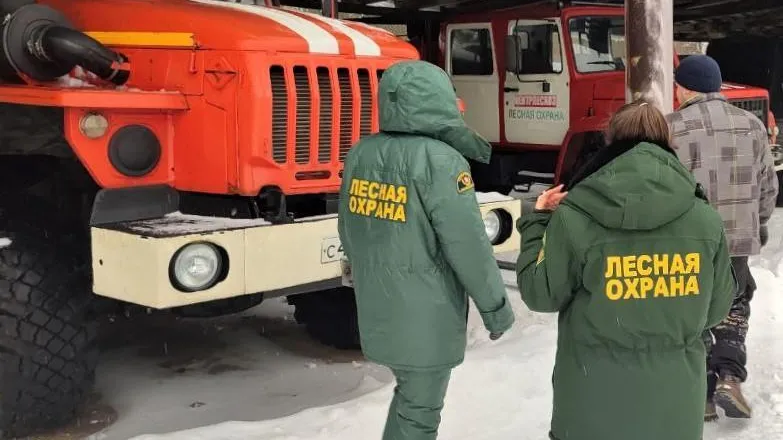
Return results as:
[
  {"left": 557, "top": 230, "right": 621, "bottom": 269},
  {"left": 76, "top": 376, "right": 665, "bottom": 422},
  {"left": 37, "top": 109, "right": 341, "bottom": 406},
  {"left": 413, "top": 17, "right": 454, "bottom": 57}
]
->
[
  {"left": 564, "top": 142, "right": 698, "bottom": 231},
  {"left": 378, "top": 60, "right": 492, "bottom": 164}
]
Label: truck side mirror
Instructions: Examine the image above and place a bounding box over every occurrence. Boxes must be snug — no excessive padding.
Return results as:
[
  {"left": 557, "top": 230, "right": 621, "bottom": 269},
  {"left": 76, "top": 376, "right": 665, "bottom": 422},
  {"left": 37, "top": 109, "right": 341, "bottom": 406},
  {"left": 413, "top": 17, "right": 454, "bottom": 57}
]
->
[{"left": 505, "top": 35, "right": 525, "bottom": 74}]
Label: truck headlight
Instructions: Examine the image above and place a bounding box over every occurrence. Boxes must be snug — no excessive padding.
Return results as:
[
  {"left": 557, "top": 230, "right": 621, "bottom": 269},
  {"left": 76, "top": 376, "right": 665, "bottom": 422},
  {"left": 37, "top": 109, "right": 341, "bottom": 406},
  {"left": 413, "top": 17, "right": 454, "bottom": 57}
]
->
[
  {"left": 170, "top": 242, "right": 224, "bottom": 292},
  {"left": 484, "top": 210, "right": 502, "bottom": 243},
  {"left": 79, "top": 112, "right": 109, "bottom": 139},
  {"left": 482, "top": 208, "right": 514, "bottom": 245}
]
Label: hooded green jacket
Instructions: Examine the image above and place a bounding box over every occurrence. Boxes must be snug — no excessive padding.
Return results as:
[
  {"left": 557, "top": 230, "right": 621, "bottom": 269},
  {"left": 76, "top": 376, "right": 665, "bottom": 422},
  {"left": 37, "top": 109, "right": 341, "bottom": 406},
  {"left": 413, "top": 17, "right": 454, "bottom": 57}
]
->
[
  {"left": 516, "top": 141, "right": 736, "bottom": 440},
  {"left": 337, "top": 60, "right": 515, "bottom": 371}
]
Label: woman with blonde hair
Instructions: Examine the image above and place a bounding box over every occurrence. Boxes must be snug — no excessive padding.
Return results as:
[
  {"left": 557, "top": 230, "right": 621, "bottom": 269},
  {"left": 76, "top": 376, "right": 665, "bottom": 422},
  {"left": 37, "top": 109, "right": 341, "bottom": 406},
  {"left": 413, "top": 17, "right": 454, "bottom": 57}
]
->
[{"left": 515, "top": 100, "right": 736, "bottom": 440}]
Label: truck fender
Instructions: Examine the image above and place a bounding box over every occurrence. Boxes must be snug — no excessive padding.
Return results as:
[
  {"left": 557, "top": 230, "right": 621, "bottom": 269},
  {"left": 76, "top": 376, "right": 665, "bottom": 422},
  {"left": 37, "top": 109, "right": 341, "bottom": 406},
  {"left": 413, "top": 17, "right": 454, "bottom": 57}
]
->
[{"left": 554, "top": 131, "right": 605, "bottom": 184}]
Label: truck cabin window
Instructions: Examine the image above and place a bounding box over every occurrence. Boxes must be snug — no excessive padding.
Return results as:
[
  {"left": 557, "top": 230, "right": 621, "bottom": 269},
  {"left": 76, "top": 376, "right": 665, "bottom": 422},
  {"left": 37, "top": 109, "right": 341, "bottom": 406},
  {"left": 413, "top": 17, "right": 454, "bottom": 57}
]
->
[
  {"left": 450, "top": 28, "right": 494, "bottom": 76},
  {"left": 510, "top": 23, "right": 563, "bottom": 74},
  {"left": 569, "top": 16, "right": 625, "bottom": 73}
]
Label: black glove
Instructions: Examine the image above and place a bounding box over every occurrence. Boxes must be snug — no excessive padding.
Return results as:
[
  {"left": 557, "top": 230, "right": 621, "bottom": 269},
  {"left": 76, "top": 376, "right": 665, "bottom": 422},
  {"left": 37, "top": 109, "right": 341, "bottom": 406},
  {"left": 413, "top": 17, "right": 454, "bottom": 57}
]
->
[
  {"left": 489, "top": 332, "right": 504, "bottom": 341},
  {"left": 761, "top": 225, "right": 769, "bottom": 247}
]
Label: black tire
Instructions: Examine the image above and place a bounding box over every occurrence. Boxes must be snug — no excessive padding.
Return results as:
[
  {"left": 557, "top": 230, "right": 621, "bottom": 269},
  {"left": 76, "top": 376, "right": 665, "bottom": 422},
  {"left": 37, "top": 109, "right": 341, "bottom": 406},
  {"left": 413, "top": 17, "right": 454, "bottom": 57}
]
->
[
  {"left": 776, "top": 171, "right": 783, "bottom": 207},
  {"left": 0, "top": 233, "right": 97, "bottom": 438},
  {"left": 288, "top": 287, "right": 360, "bottom": 350}
]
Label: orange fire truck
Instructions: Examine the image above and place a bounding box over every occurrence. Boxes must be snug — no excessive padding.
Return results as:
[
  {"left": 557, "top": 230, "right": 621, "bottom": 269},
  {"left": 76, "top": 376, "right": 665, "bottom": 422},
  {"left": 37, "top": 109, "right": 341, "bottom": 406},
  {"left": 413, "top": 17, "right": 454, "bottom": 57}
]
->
[{"left": 0, "top": 0, "right": 521, "bottom": 435}]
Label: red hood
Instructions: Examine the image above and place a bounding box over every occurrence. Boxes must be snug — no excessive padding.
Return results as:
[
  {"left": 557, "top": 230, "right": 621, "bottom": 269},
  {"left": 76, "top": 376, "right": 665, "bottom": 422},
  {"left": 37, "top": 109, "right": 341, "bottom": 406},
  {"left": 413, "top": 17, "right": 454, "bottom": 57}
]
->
[
  {"left": 719, "top": 81, "right": 769, "bottom": 100},
  {"left": 38, "top": 0, "right": 419, "bottom": 59}
]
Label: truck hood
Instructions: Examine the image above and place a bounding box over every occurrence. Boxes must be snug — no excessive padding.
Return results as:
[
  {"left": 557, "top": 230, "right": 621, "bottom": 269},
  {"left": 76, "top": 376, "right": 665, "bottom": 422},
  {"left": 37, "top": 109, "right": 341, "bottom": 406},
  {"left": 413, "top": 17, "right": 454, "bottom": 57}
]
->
[
  {"left": 719, "top": 81, "right": 769, "bottom": 100},
  {"left": 39, "top": 0, "right": 419, "bottom": 59}
]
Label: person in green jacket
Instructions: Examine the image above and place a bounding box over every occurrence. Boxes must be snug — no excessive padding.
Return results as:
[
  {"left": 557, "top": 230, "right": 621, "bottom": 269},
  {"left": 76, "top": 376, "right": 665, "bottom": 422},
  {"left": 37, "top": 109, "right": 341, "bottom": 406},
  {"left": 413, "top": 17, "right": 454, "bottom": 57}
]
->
[
  {"left": 516, "top": 101, "right": 737, "bottom": 440},
  {"left": 337, "top": 60, "right": 515, "bottom": 440}
]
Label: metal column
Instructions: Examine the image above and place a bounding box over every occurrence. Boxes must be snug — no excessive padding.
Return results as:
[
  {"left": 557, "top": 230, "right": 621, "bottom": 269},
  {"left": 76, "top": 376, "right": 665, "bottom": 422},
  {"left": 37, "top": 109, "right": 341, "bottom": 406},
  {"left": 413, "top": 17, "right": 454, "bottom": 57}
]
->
[
  {"left": 322, "top": 0, "right": 337, "bottom": 18},
  {"left": 625, "top": 0, "right": 674, "bottom": 113}
]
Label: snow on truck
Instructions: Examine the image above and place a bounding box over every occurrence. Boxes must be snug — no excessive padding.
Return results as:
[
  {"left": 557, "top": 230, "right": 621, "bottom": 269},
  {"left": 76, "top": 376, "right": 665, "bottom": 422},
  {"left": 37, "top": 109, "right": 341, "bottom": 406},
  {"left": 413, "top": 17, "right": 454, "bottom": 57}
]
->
[
  {"left": 439, "top": 2, "right": 781, "bottom": 194},
  {"left": 0, "top": 0, "right": 522, "bottom": 436}
]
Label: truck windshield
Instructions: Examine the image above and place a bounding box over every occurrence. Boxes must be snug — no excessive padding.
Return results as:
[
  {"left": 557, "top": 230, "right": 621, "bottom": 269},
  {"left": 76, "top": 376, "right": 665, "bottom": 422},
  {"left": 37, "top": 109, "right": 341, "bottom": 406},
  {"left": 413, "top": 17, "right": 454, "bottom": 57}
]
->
[{"left": 569, "top": 16, "right": 625, "bottom": 73}]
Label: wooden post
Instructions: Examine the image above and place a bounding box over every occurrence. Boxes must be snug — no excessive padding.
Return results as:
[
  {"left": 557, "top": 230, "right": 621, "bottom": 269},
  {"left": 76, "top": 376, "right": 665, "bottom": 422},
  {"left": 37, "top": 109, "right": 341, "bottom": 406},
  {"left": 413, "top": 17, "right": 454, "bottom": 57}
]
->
[{"left": 626, "top": 0, "right": 674, "bottom": 113}]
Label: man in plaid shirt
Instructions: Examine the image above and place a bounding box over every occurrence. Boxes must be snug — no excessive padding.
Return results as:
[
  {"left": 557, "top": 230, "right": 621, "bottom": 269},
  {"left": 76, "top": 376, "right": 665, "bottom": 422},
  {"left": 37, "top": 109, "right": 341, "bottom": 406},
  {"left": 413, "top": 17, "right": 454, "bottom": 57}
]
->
[{"left": 667, "top": 55, "right": 779, "bottom": 422}]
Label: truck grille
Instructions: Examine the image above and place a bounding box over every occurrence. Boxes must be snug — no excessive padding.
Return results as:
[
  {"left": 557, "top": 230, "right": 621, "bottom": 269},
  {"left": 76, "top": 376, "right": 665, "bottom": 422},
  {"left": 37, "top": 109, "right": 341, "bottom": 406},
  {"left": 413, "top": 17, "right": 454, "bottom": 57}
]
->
[
  {"left": 338, "top": 68, "right": 353, "bottom": 161},
  {"left": 729, "top": 98, "right": 768, "bottom": 128},
  {"left": 270, "top": 65, "right": 381, "bottom": 166},
  {"left": 270, "top": 66, "right": 288, "bottom": 164}
]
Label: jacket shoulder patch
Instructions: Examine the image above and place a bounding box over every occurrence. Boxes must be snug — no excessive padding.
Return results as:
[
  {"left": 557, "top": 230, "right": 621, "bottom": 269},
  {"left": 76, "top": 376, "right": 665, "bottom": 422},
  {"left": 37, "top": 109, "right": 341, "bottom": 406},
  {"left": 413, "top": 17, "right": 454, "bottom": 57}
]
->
[
  {"left": 457, "top": 171, "right": 475, "bottom": 193},
  {"left": 536, "top": 232, "right": 546, "bottom": 265}
]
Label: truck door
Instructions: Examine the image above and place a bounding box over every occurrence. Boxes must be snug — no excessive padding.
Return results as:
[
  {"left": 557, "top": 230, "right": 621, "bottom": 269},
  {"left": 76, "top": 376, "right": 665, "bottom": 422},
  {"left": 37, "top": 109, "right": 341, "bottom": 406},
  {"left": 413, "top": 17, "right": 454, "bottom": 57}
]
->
[
  {"left": 445, "top": 23, "right": 500, "bottom": 142},
  {"left": 504, "top": 19, "right": 569, "bottom": 146}
]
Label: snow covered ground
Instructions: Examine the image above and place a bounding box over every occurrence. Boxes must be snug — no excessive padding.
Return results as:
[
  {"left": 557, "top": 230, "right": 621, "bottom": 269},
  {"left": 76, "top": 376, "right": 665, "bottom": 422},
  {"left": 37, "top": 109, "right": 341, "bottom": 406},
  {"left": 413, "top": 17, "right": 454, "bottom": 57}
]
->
[{"left": 76, "top": 208, "right": 783, "bottom": 440}]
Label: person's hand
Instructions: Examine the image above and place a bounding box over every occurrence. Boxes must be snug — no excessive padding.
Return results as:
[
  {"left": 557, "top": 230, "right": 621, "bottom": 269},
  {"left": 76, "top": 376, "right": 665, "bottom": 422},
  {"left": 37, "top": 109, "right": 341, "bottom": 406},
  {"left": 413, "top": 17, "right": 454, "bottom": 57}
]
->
[
  {"left": 760, "top": 225, "right": 769, "bottom": 247},
  {"left": 489, "top": 332, "right": 504, "bottom": 341},
  {"left": 535, "top": 184, "right": 568, "bottom": 211}
]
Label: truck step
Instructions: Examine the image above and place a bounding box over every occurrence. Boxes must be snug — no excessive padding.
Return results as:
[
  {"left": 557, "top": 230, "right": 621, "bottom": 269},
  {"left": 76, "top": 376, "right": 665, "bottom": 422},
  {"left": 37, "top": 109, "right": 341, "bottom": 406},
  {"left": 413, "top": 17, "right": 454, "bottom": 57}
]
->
[{"left": 517, "top": 171, "right": 555, "bottom": 179}]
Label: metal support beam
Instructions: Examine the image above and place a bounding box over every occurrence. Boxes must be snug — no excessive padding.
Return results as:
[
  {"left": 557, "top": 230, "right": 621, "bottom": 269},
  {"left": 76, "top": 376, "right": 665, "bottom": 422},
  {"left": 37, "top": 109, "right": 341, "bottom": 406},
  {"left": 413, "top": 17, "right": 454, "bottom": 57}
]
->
[
  {"left": 625, "top": 0, "right": 673, "bottom": 113},
  {"left": 322, "top": 0, "right": 337, "bottom": 17}
]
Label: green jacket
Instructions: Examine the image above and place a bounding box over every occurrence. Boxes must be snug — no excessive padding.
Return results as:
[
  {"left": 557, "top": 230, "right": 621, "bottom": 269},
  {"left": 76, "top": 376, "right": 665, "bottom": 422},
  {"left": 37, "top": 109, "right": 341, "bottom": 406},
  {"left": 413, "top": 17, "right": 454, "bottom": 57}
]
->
[
  {"left": 516, "top": 141, "right": 736, "bottom": 440},
  {"left": 337, "top": 60, "right": 514, "bottom": 371}
]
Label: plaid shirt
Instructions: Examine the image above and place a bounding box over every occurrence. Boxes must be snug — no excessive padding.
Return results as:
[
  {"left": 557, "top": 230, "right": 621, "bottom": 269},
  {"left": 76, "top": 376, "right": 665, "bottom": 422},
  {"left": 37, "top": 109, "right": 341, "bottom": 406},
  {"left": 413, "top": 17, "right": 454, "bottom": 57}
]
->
[{"left": 667, "top": 93, "right": 779, "bottom": 256}]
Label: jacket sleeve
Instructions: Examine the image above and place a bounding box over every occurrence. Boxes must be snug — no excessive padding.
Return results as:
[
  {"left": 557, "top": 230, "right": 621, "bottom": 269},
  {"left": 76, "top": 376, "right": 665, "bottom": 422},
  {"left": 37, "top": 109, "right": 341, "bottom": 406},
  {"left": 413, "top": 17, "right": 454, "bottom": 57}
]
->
[
  {"left": 707, "top": 232, "right": 737, "bottom": 329},
  {"left": 516, "top": 209, "right": 579, "bottom": 313},
  {"left": 419, "top": 156, "right": 515, "bottom": 334},
  {"left": 755, "top": 124, "right": 779, "bottom": 226},
  {"left": 337, "top": 154, "right": 355, "bottom": 262}
]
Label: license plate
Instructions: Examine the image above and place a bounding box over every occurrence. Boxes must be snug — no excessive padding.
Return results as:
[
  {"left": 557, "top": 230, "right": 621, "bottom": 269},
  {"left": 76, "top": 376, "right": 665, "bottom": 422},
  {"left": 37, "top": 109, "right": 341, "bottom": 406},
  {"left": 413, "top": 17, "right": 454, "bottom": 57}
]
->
[{"left": 321, "top": 237, "right": 344, "bottom": 264}]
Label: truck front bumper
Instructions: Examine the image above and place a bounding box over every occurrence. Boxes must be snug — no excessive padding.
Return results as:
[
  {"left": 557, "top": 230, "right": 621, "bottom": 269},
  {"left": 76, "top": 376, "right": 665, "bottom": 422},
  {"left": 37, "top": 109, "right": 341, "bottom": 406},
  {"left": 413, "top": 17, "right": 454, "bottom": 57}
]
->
[{"left": 91, "top": 195, "right": 522, "bottom": 309}]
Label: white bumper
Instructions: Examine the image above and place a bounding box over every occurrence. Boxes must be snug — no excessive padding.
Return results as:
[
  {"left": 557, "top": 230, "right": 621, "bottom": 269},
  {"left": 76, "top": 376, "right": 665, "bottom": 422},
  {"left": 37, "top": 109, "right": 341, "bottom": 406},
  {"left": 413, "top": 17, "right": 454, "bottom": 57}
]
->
[{"left": 91, "top": 195, "right": 522, "bottom": 309}]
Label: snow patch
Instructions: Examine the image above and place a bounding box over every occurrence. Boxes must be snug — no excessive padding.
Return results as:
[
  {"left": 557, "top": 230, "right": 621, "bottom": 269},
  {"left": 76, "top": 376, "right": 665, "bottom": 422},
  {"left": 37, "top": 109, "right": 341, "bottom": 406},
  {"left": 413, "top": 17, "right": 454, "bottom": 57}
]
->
[
  {"left": 476, "top": 192, "right": 513, "bottom": 204},
  {"left": 120, "top": 212, "right": 272, "bottom": 236},
  {"left": 56, "top": 75, "right": 97, "bottom": 89},
  {"left": 130, "top": 209, "right": 783, "bottom": 440},
  {"left": 115, "top": 211, "right": 345, "bottom": 236},
  {"left": 0, "top": 238, "right": 11, "bottom": 249}
]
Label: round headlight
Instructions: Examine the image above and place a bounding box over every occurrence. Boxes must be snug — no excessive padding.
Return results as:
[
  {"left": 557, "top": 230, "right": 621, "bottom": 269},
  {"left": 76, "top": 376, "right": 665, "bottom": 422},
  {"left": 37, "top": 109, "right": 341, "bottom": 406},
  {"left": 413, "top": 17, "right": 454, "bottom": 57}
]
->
[
  {"left": 483, "top": 210, "right": 502, "bottom": 244},
  {"left": 79, "top": 113, "right": 109, "bottom": 139},
  {"left": 170, "top": 243, "right": 223, "bottom": 292}
]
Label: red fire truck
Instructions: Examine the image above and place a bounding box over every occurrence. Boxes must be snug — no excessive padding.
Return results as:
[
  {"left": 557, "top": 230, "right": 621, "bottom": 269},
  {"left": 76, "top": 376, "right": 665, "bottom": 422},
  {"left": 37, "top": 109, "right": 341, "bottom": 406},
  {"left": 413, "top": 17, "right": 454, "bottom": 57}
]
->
[{"left": 435, "top": 2, "right": 778, "bottom": 193}]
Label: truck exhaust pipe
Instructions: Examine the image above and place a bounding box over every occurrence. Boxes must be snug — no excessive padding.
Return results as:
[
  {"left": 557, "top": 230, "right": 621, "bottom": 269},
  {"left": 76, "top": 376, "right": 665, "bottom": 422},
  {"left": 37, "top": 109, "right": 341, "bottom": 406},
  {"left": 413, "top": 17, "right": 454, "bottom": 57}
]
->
[{"left": 0, "top": 2, "right": 130, "bottom": 85}]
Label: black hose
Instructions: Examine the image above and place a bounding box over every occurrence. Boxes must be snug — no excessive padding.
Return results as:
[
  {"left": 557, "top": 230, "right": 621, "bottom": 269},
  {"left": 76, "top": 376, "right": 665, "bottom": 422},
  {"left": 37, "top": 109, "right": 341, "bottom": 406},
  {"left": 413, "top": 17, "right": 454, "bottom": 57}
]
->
[
  {"left": 0, "top": 0, "right": 35, "bottom": 17},
  {"left": 31, "top": 25, "right": 129, "bottom": 85}
]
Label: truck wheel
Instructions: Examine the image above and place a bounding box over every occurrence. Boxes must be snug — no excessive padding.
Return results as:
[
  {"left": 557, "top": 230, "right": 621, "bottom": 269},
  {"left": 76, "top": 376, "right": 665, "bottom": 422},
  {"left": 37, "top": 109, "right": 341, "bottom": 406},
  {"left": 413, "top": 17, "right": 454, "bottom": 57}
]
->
[
  {"left": 0, "top": 233, "right": 97, "bottom": 437},
  {"left": 777, "top": 171, "right": 783, "bottom": 207},
  {"left": 288, "top": 287, "right": 360, "bottom": 350}
]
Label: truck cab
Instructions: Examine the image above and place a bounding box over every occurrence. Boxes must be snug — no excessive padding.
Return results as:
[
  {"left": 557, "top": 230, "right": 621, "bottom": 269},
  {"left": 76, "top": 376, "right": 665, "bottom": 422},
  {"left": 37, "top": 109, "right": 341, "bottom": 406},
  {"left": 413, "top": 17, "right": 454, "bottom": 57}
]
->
[{"left": 442, "top": 3, "right": 776, "bottom": 193}]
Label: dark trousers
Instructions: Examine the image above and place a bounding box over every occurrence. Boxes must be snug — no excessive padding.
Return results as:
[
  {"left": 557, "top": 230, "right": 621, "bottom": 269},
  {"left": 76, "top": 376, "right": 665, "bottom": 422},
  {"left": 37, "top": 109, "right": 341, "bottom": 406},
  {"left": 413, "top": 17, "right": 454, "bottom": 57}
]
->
[
  {"left": 706, "top": 256, "right": 755, "bottom": 398},
  {"left": 382, "top": 368, "right": 452, "bottom": 440}
]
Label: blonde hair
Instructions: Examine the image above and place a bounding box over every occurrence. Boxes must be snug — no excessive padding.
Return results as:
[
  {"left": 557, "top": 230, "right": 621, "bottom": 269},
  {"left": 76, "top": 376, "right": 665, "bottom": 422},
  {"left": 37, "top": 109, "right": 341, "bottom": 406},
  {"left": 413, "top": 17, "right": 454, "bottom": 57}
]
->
[{"left": 607, "top": 100, "right": 671, "bottom": 147}]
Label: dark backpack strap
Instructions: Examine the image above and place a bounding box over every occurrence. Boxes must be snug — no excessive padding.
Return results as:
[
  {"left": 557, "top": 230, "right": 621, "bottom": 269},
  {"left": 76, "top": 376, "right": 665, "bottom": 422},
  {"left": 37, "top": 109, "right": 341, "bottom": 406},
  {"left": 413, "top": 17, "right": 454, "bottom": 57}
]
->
[{"left": 695, "top": 183, "right": 709, "bottom": 203}]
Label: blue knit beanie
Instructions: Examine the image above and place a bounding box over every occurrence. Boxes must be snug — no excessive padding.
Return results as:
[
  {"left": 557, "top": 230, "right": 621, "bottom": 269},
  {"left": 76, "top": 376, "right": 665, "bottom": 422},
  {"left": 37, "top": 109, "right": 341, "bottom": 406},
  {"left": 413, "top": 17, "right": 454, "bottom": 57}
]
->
[{"left": 674, "top": 55, "right": 722, "bottom": 93}]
